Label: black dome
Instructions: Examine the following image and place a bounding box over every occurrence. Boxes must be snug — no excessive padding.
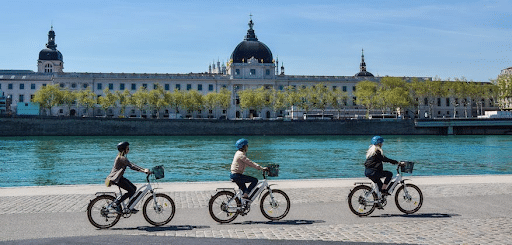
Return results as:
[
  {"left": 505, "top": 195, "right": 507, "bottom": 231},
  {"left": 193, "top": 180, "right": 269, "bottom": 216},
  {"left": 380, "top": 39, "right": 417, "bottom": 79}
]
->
[
  {"left": 231, "top": 40, "right": 273, "bottom": 64},
  {"left": 230, "top": 19, "right": 273, "bottom": 64},
  {"left": 39, "top": 48, "right": 63, "bottom": 61},
  {"left": 355, "top": 71, "right": 374, "bottom": 77}
]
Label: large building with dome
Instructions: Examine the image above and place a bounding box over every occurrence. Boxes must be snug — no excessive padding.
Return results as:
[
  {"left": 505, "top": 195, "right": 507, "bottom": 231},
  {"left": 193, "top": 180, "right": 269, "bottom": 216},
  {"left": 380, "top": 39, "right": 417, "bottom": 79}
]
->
[{"left": 0, "top": 19, "right": 498, "bottom": 119}]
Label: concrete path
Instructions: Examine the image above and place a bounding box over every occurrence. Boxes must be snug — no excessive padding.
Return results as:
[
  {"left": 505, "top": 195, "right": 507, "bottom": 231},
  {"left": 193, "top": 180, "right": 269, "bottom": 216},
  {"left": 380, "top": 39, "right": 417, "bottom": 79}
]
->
[{"left": 1, "top": 175, "right": 511, "bottom": 244}]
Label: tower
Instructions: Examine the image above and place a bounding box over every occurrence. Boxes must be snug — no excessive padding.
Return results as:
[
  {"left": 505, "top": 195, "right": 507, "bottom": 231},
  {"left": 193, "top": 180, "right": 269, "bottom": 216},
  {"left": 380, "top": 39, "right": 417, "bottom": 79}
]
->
[
  {"left": 355, "top": 49, "right": 373, "bottom": 77},
  {"left": 38, "top": 26, "right": 64, "bottom": 73}
]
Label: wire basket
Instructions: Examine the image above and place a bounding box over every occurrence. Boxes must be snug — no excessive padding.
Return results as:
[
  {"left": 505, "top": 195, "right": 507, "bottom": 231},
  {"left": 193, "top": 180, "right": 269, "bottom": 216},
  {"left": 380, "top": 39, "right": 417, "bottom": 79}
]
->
[
  {"left": 400, "top": 161, "right": 414, "bottom": 173},
  {"left": 267, "top": 164, "right": 280, "bottom": 177},
  {"left": 152, "top": 165, "right": 165, "bottom": 179}
]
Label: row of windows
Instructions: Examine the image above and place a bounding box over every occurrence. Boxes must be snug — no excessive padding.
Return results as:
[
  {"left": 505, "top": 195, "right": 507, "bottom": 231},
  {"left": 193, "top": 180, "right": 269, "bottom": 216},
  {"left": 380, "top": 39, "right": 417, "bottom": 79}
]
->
[
  {"left": 92, "top": 83, "right": 217, "bottom": 92},
  {"left": 0, "top": 83, "right": 38, "bottom": 90},
  {"left": 234, "top": 69, "right": 273, "bottom": 76},
  {"left": 0, "top": 82, "right": 357, "bottom": 94},
  {"left": 419, "top": 98, "right": 493, "bottom": 107}
]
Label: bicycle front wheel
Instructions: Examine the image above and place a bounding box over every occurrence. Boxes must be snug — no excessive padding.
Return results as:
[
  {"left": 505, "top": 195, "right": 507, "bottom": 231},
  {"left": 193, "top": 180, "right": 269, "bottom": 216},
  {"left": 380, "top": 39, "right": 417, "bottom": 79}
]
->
[
  {"left": 260, "top": 189, "right": 290, "bottom": 221},
  {"left": 143, "top": 193, "right": 176, "bottom": 226},
  {"left": 87, "top": 195, "right": 121, "bottom": 229},
  {"left": 348, "top": 185, "right": 378, "bottom": 216},
  {"left": 208, "top": 191, "right": 240, "bottom": 223},
  {"left": 395, "top": 183, "right": 423, "bottom": 214}
]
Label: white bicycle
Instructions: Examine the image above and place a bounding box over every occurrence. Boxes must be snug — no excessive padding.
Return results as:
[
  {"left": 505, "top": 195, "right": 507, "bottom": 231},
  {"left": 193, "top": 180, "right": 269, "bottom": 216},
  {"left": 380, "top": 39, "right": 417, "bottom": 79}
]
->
[
  {"left": 208, "top": 165, "right": 290, "bottom": 223},
  {"left": 348, "top": 161, "right": 423, "bottom": 216},
  {"left": 87, "top": 165, "right": 175, "bottom": 229}
]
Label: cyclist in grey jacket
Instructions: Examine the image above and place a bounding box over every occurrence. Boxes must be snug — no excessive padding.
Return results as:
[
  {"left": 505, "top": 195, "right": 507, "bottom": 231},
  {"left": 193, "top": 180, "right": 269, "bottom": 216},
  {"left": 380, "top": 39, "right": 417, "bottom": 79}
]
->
[
  {"left": 106, "top": 142, "right": 149, "bottom": 211},
  {"left": 364, "top": 136, "right": 399, "bottom": 195}
]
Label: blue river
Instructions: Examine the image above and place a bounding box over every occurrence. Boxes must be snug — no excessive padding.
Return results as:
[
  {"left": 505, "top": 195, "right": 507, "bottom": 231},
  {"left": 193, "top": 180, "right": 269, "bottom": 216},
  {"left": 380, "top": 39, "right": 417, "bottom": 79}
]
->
[{"left": 0, "top": 135, "right": 510, "bottom": 187}]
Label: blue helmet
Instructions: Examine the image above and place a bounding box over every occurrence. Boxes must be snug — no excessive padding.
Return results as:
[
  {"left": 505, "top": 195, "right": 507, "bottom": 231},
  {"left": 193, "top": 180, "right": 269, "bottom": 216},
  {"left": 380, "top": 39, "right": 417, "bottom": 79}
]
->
[
  {"left": 235, "top": 138, "right": 249, "bottom": 149},
  {"left": 371, "top": 136, "right": 384, "bottom": 145}
]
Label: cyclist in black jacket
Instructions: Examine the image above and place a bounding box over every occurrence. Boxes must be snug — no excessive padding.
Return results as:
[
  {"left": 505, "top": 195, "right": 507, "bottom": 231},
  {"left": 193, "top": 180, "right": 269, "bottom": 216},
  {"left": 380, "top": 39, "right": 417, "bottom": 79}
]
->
[{"left": 364, "top": 136, "right": 399, "bottom": 195}]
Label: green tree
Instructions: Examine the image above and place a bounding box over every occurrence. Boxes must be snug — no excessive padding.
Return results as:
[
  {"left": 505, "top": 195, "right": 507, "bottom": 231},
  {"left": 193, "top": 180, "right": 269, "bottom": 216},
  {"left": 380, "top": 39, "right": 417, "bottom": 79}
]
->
[
  {"left": 132, "top": 87, "right": 149, "bottom": 118},
  {"left": 354, "top": 80, "right": 378, "bottom": 119},
  {"left": 311, "top": 83, "right": 333, "bottom": 119},
  {"left": 284, "top": 86, "right": 301, "bottom": 120},
  {"left": 148, "top": 84, "right": 167, "bottom": 118},
  {"left": 378, "top": 77, "right": 412, "bottom": 118},
  {"left": 423, "top": 78, "right": 447, "bottom": 118},
  {"left": 204, "top": 92, "right": 219, "bottom": 118},
  {"left": 182, "top": 90, "right": 203, "bottom": 118},
  {"left": 32, "top": 84, "right": 63, "bottom": 116},
  {"left": 494, "top": 74, "right": 512, "bottom": 109},
  {"left": 98, "top": 88, "right": 118, "bottom": 117},
  {"left": 445, "top": 78, "right": 469, "bottom": 118},
  {"left": 217, "top": 88, "right": 232, "bottom": 118},
  {"left": 115, "top": 90, "right": 132, "bottom": 118},
  {"left": 330, "top": 87, "right": 348, "bottom": 119},
  {"left": 297, "top": 86, "right": 316, "bottom": 116},
  {"left": 269, "top": 88, "right": 287, "bottom": 118},
  {"left": 61, "top": 90, "right": 77, "bottom": 116},
  {"left": 76, "top": 89, "right": 97, "bottom": 117}
]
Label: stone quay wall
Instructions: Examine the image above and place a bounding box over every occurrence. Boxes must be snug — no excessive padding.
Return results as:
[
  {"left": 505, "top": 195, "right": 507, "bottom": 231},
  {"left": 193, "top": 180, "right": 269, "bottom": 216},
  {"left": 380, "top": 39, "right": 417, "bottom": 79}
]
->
[{"left": 1, "top": 117, "right": 510, "bottom": 136}]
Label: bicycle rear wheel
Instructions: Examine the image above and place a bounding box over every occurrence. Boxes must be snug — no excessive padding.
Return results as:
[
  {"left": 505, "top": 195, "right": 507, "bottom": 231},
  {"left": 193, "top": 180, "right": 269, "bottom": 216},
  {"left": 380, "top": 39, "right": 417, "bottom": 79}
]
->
[
  {"left": 347, "top": 185, "right": 378, "bottom": 216},
  {"left": 143, "top": 193, "right": 176, "bottom": 226},
  {"left": 87, "top": 195, "right": 121, "bottom": 229},
  {"left": 208, "top": 191, "right": 240, "bottom": 223},
  {"left": 260, "top": 189, "right": 290, "bottom": 221},
  {"left": 395, "top": 183, "right": 423, "bottom": 214}
]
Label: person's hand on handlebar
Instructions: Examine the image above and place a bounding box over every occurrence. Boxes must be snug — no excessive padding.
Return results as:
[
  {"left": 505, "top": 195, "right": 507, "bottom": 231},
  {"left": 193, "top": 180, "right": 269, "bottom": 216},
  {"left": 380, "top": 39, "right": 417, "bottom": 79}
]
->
[
  {"left": 398, "top": 161, "right": 406, "bottom": 166},
  {"left": 144, "top": 168, "right": 151, "bottom": 174},
  {"left": 262, "top": 167, "right": 269, "bottom": 172}
]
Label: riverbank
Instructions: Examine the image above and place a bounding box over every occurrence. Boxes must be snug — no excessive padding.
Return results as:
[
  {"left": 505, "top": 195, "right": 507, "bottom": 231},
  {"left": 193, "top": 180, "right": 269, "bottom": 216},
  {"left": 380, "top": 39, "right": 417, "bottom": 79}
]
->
[
  {"left": 1, "top": 174, "right": 511, "bottom": 197},
  {"left": 2, "top": 116, "right": 512, "bottom": 136}
]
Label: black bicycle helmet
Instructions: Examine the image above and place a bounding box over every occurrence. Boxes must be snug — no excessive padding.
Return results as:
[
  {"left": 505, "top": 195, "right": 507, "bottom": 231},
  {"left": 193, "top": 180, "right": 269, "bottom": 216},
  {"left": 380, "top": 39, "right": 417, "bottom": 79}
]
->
[{"left": 117, "top": 141, "right": 130, "bottom": 152}]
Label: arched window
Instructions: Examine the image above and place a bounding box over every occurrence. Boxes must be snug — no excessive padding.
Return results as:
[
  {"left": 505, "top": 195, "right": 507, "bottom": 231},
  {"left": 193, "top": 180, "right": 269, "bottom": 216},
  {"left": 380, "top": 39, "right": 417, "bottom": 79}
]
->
[{"left": 44, "top": 63, "right": 53, "bottom": 73}]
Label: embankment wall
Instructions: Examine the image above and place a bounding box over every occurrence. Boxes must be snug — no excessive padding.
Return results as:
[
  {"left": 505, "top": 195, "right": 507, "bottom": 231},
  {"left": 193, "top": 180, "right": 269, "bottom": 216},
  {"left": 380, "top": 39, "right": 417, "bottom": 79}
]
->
[{"left": 1, "top": 117, "right": 510, "bottom": 136}]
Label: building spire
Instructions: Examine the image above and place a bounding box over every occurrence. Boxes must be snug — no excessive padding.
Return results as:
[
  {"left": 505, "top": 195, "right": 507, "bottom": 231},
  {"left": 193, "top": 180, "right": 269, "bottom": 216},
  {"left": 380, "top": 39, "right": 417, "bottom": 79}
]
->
[
  {"left": 46, "top": 26, "right": 57, "bottom": 50},
  {"left": 360, "top": 48, "right": 366, "bottom": 72},
  {"left": 244, "top": 14, "right": 258, "bottom": 41}
]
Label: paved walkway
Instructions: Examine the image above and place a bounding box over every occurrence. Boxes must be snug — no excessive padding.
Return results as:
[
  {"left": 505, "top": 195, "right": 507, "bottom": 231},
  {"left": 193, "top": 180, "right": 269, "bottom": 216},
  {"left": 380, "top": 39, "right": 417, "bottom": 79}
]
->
[{"left": 1, "top": 175, "right": 512, "bottom": 244}]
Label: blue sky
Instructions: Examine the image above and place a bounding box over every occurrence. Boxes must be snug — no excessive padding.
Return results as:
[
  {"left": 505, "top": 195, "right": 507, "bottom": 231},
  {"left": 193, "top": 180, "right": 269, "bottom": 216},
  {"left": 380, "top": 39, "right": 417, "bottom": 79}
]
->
[{"left": 1, "top": 0, "right": 510, "bottom": 82}]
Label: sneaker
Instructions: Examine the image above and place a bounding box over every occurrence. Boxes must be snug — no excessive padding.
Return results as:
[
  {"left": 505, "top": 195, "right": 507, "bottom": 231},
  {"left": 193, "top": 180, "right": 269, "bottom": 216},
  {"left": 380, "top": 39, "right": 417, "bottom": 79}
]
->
[
  {"left": 376, "top": 203, "right": 384, "bottom": 210},
  {"left": 113, "top": 203, "right": 122, "bottom": 214}
]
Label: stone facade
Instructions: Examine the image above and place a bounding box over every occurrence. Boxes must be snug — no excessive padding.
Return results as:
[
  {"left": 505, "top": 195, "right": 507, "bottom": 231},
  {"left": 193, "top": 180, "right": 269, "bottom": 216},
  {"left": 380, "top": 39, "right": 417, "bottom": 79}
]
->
[{"left": 0, "top": 20, "right": 500, "bottom": 120}]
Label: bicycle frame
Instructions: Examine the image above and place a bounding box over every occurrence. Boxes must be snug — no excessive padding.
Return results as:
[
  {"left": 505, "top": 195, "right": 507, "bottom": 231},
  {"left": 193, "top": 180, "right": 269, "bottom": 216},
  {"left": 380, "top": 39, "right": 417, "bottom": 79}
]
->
[
  {"left": 355, "top": 166, "right": 409, "bottom": 204},
  {"left": 96, "top": 174, "right": 158, "bottom": 212},
  {"left": 216, "top": 175, "right": 274, "bottom": 212}
]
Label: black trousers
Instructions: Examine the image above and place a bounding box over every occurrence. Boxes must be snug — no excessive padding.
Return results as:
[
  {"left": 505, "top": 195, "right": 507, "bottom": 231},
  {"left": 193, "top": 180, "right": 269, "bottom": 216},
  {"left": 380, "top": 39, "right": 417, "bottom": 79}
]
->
[
  {"left": 230, "top": 173, "right": 258, "bottom": 195},
  {"left": 114, "top": 177, "right": 137, "bottom": 204},
  {"left": 365, "top": 168, "right": 393, "bottom": 191}
]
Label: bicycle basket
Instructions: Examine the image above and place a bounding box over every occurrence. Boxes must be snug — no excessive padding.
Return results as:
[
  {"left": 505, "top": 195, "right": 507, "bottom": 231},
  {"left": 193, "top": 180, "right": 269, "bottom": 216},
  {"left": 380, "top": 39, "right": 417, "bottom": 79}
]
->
[
  {"left": 267, "top": 164, "right": 279, "bottom": 177},
  {"left": 152, "top": 165, "right": 165, "bottom": 179},
  {"left": 400, "top": 161, "right": 414, "bottom": 173}
]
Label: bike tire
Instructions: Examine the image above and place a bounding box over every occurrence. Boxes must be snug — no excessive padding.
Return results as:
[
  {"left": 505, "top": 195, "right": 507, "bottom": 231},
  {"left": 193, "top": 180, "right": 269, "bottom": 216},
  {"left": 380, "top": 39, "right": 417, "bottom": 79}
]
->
[
  {"left": 347, "top": 185, "right": 378, "bottom": 216},
  {"left": 86, "top": 195, "right": 121, "bottom": 229},
  {"left": 208, "top": 191, "right": 240, "bottom": 223},
  {"left": 260, "top": 189, "right": 290, "bottom": 221},
  {"left": 395, "top": 183, "right": 423, "bottom": 214},
  {"left": 142, "top": 193, "right": 176, "bottom": 226}
]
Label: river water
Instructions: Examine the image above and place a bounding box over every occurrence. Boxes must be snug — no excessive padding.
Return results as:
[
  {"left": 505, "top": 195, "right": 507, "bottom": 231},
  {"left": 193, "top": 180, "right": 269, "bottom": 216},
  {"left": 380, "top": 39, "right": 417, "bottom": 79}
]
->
[{"left": 0, "top": 135, "right": 510, "bottom": 187}]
